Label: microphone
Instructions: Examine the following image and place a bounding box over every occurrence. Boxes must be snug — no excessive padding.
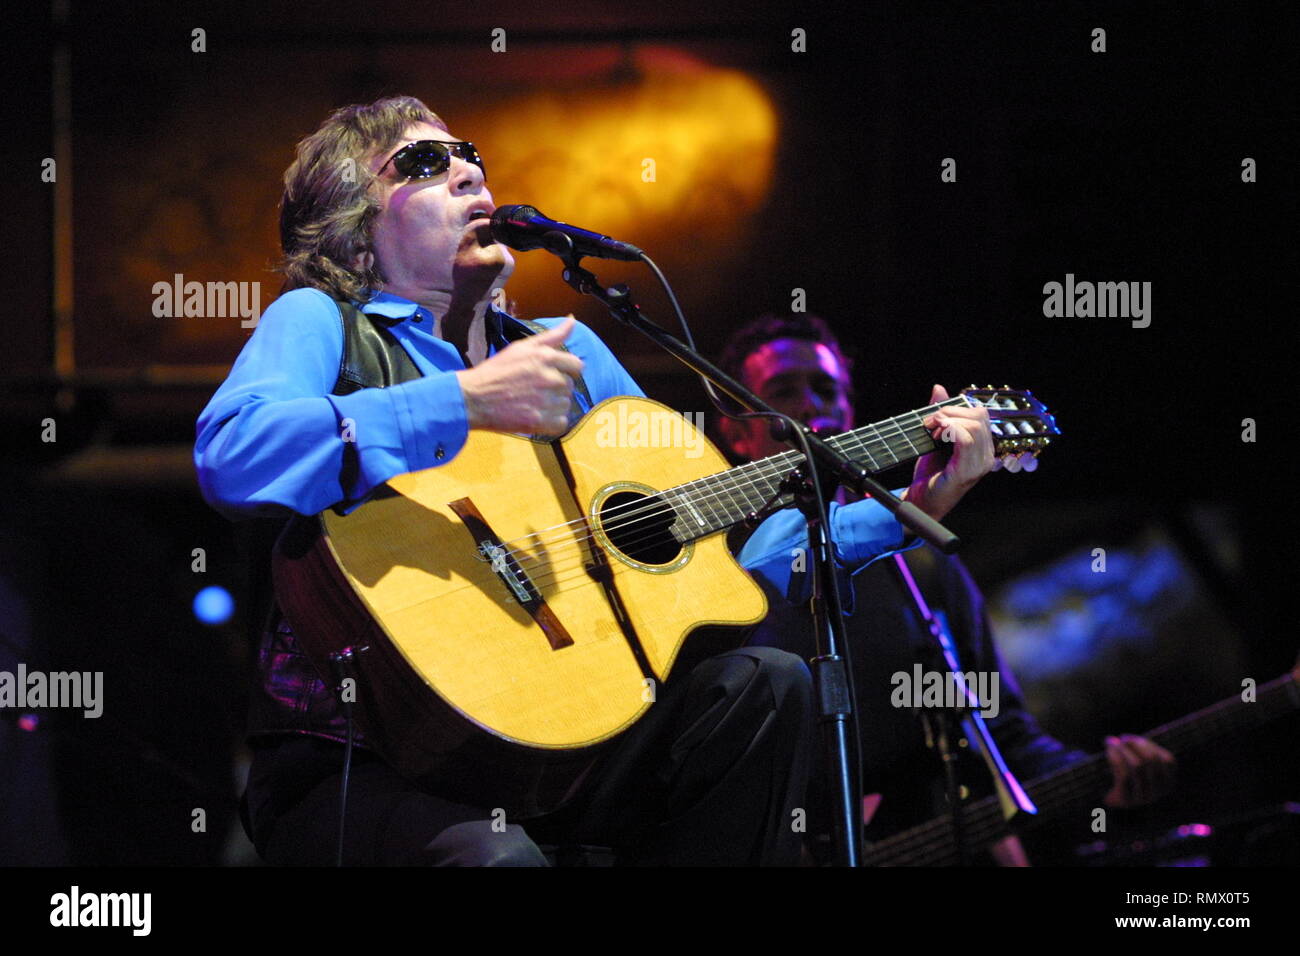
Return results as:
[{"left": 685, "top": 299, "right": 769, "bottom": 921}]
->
[{"left": 490, "top": 204, "right": 643, "bottom": 262}]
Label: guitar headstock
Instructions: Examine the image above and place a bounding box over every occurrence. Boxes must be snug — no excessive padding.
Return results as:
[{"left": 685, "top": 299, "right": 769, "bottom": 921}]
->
[{"left": 961, "top": 385, "right": 1061, "bottom": 472}]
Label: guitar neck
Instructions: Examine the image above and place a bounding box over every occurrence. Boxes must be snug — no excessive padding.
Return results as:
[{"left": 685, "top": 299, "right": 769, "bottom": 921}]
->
[
  {"left": 665, "top": 397, "right": 968, "bottom": 542},
  {"left": 863, "top": 671, "right": 1300, "bottom": 866}
]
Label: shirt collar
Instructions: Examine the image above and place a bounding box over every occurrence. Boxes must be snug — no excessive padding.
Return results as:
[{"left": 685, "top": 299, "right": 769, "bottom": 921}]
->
[
  {"left": 357, "top": 290, "right": 425, "bottom": 323},
  {"left": 356, "top": 291, "right": 508, "bottom": 338}
]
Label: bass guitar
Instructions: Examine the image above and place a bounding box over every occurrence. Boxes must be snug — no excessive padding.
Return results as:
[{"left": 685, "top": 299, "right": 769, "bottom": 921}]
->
[{"left": 862, "top": 663, "right": 1300, "bottom": 865}]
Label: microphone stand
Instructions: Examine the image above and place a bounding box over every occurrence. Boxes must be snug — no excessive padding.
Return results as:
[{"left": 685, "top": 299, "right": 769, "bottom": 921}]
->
[{"left": 545, "top": 235, "right": 960, "bottom": 866}]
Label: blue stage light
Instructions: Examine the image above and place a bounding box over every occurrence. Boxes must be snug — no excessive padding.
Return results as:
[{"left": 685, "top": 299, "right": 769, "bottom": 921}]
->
[{"left": 193, "top": 585, "right": 235, "bottom": 625}]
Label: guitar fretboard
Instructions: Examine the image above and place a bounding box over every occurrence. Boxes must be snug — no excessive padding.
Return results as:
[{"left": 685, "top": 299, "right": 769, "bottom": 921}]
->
[
  {"left": 663, "top": 397, "right": 969, "bottom": 541},
  {"left": 864, "top": 672, "right": 1300, "bottom": 866}
]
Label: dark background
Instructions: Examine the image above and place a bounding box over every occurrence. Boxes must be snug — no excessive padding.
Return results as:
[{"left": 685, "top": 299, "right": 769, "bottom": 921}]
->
[{"left": 2, "top": 0, "right": 1295, "bottom": 865}]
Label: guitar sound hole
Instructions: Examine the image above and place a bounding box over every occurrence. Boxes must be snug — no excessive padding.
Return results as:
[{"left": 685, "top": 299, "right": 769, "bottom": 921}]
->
[{"left": 599, "top": 491, "right": 682, "bottom": 566}]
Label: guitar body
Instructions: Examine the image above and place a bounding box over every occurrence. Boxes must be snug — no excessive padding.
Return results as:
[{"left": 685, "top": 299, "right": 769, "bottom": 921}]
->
[{"left": 272, "top": 397, "right": 768, "bottom": 816}]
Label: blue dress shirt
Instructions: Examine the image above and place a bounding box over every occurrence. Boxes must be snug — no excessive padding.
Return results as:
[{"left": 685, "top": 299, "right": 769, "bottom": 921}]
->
[{"left": 194, "top": 287, "right": 642, "bottom": 520}]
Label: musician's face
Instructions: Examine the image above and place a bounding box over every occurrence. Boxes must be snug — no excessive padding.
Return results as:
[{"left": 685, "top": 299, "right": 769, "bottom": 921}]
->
[
  {"left": 366, "top": 121, "right": 513, "bottom": 299},
  {"left": 725, "top": 337, "right": 854, "bottom": 461}
]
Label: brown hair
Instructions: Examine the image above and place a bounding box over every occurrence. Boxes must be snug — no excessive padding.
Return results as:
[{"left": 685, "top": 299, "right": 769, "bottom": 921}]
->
[{"left": 278, "top": 96, "right": 445, "bottom": 302}]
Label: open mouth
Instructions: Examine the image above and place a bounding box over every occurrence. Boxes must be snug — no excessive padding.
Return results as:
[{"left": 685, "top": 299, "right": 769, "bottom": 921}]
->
[{"left": 466, "top": 208, "right": 495, "bottom": 246}]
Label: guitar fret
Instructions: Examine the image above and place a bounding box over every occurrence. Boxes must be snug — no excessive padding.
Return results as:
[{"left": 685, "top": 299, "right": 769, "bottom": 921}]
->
[
  {"left": 694, "top": 473, "right": 725, "bottom": 531},
  {"left": 665, "top": 487, "right": 706, "bottom": 539},
  {"left": 709, "top": 472, "right": 746, "bottom": 530},
  {"left": 897, "top": 413, "right": 923, "bottom": 459},
  {"left": 842, "top": 428, "right": 882, "bottom": 472}
]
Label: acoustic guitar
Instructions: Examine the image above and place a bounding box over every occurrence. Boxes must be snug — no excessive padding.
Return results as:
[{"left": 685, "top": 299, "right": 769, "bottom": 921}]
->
[{"left": 273, "top": 388, "right": 1059, "bottom": 815}]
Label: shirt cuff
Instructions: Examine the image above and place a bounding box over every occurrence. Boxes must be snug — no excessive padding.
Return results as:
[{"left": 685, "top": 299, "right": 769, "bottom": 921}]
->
[
  {"left": 386, "top": 372, "right": 471, "bottom": 469},
  {"left": 833, "top": 490, "right": 918, "bottom": 568}
]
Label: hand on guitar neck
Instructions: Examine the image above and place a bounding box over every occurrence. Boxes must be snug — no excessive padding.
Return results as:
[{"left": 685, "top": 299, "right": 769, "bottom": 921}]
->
[
  {"left": 900, "top": 384, "right": 996, "bottom": 522},
  {"left": 989, "top": 733, "right": 1175, "bottom": 866},
  {"left": 1102, "top": 733, "right": 1177, "bottom": 807},
  {"left": 1099, "top": 657, "right": 1298, "bottom": 809}
]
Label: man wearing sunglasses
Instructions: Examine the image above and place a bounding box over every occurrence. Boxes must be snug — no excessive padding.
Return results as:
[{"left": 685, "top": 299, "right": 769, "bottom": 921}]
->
[{"left": 195, "top": 96, "right": 994, "bottom": 866}]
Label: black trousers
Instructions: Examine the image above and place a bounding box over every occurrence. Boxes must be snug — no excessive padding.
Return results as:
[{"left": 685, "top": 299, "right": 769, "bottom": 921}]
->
[{"left": 242, "top": 646, "right": 813, "bottom": 866}]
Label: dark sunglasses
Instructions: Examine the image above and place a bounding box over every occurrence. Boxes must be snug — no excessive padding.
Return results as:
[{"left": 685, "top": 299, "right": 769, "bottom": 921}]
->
[{"left": 377, "top": 140, "right": 487, "bottom": 182}]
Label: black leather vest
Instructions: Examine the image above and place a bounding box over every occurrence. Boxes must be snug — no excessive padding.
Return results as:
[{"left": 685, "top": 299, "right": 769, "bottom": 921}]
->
[{"left": 244, "top": 299, "right": 588, "bottom": 745}]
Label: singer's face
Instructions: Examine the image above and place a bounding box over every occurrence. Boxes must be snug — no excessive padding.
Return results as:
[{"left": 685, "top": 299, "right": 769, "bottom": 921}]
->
[
  {"left": 724, "top": 337, "right": 854, "bottom": 462},
  {"left": 366, "top": 121, "right": 513, "bottom": 300}
]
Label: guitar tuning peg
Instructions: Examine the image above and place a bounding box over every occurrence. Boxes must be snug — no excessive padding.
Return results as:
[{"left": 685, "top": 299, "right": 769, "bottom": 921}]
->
[
  {"left": 1003, "top": 453, "right": 1022, "bottom": 473},
  {"left": 1018, "top": 452, "right": 1038, "bottom": 472},
  {"left": 990, "top": 455, "right": 1003, "bottom": 471}
]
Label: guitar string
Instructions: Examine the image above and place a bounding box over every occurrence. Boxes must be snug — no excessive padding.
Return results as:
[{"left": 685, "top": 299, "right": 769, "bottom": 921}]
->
[
  {"left": 488, "top": 404, "right": 965, "bottom": 571},
  {"left": 881, "top": 751, "right": 1155, "bottom": 863},
  {"left": 485, "top": 401, "right": 960, "bottom": 561},
  {"left": 870, "top": 765, "right": 1100, "bottom": 864},
  {"left": 879, "top": 760, "right": 1119, "bottom": 863},
  {"left": 452, "top": 414, "right": 929, "bottom": 591},
  {"left": 369, "top": 389, "right": 1030, "bottom": 584},
  {"left": 870, "top": 798, "right": 1001, "bottom": 865},
  {"left": 489, "top": 405, "right": 1009, "bottom": 589},
  {"left": 507, "top": 425, "right": 1039, "bottom": 594},
  {"left": 873, "top": 754, "right": 1118, "bottom": 868},
  {"left": 873, "top": 758, "right": 1118, "bottom": 864},
  {"left": 493, "top": 413, "right": 942, "bottom": 586},
  {"left": 510, "top": 416, "right": 925, "bottom": 569},
  {"left": 877, "top": 745, "right": 1173, "bottom": 863},
  {"left": 495, "top": 392, "right": 1040, "bottom": 569},
  {"left": 496, "top": 400, "right": 1041, "bottom": 585}
]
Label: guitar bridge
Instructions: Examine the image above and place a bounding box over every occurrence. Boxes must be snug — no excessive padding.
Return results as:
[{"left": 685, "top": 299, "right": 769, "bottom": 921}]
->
[
  {"left": 478, "top": 541, "right": 533, "bottom": 605},
  {"left": 448, "top": 497, "right": 574, "bottom": 650}
]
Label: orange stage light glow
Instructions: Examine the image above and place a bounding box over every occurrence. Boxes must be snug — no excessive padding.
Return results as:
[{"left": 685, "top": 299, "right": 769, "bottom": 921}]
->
[{"left": 466, "top": 52, "right": 778, "bottom": 316}]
